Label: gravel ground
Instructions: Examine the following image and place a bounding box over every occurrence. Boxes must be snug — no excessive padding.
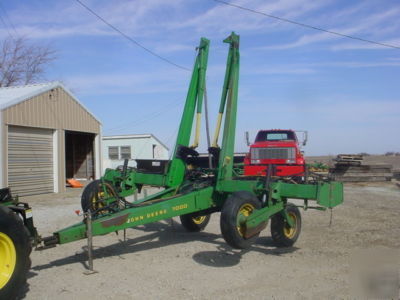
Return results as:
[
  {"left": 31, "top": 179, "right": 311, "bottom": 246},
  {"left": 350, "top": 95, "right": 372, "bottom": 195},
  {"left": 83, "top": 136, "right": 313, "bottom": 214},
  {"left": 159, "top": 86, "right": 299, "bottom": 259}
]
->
[{"left": 20, "top": 182, "right": 400, "bottom": 299}]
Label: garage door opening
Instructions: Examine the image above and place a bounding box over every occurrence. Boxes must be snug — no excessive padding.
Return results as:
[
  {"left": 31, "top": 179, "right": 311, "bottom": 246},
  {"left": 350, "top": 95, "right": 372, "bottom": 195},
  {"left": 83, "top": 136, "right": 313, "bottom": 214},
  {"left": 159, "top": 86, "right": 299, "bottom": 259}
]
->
[{"left": 65, "top": 131, "right": 95, "bottom": 180}]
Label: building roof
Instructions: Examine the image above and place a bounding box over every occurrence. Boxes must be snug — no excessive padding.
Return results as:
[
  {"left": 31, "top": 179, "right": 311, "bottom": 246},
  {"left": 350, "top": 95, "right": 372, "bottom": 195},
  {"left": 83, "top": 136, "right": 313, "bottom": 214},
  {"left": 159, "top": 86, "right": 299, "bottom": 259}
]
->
[
  {"left": 0, "top": 81, "right": 101, "bottom": 124},
  {"left": 103, "top": 133, "right": 169, "bottom": 150}
]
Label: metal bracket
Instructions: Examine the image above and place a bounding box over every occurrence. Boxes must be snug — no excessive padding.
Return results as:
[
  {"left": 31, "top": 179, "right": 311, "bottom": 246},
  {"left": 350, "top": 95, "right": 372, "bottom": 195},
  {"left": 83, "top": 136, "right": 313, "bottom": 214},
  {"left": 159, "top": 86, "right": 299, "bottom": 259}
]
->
[{"left": 281, "top": 209, "right": 295, "bottom": 228}]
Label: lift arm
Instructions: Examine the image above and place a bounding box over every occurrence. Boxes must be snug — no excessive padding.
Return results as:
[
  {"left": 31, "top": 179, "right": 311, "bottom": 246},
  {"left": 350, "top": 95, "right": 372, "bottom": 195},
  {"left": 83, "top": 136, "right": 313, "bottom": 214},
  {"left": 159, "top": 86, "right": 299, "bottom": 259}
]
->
[
  {"left": 212, "top": 32, "right": 240, "bottom": 187},
  {"left": 102, "top": 37, "right": 210, "bottom": 194},
  {"left": 165, "top": 37, "right": 210, "bottom": 187}
]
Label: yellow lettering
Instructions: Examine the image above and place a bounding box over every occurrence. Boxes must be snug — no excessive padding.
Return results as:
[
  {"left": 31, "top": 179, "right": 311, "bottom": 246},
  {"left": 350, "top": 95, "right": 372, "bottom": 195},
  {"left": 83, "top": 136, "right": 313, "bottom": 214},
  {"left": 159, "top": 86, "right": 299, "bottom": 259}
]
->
[{"left": 172, "top": 204, "right": 188, "bottom": 211}]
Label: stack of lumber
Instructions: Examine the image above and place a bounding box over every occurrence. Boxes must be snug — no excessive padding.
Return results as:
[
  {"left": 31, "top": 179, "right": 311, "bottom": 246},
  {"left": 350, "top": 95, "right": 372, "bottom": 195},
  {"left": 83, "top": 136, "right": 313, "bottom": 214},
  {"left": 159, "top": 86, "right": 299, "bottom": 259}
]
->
[
  {"left": 393, "top": 169, "right": 400, "bottom": 180},
  {"left": 330, "top": 154, "right": 392, "bottom": 182},
  {"left": 333, "top": 154, "right": 363, "bottom": 166}
]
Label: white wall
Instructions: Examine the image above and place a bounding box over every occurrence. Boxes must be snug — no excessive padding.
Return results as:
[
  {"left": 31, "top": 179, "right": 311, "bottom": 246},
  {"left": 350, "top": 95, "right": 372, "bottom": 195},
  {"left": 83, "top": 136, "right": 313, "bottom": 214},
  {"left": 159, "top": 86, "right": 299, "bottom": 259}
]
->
[
  {"left": 95, "top": 131, "right": 102, "bottom": 178},
  {"left": 53, "top": 129, "right": 58, "bottom": 193},
  {"left": 102, "top": 136, "right": 169, "bottom": 170}
]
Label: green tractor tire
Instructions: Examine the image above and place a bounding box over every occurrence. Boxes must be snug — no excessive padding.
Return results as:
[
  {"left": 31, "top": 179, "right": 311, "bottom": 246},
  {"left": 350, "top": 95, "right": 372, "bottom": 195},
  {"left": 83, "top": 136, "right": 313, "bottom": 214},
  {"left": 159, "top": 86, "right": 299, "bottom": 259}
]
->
[{"left": 0, "top": 206, "right": 31, "bottom": 300}]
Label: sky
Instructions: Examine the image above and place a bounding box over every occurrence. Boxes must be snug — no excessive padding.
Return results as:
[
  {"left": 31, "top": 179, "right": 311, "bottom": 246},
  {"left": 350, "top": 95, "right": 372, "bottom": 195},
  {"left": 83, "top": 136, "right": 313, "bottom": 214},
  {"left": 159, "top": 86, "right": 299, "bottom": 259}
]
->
[{"left": 1, "top": 0, "right": 399, "bottom": 155}]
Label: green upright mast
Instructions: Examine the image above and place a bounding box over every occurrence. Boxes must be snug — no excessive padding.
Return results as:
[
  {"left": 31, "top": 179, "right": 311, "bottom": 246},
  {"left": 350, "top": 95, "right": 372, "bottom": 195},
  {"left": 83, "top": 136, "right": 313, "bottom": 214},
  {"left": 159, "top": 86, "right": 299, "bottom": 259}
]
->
[
  {"left": 165, "top": 37, "right": 209, "bottom": 187},
  {"left": 101, "top": 37, "right": 210, "bottom": 197}
]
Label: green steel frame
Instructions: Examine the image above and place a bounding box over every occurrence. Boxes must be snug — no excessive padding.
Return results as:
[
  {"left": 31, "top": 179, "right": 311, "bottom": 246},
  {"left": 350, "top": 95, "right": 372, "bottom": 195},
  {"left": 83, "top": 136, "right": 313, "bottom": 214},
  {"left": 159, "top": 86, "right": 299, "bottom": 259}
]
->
[
  {"left": 43, "top": 33, "right": 343, "bottom": 247},
  {"left": 102, "top": 37, "right": 210, "bottom": 193}
]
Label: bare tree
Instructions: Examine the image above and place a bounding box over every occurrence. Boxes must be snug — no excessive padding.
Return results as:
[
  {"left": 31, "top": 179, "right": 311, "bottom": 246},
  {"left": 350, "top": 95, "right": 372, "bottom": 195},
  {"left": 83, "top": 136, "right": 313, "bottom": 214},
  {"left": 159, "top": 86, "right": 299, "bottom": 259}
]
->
[{"left": 0, "top": 36, "right": 56, "bottom": 87}]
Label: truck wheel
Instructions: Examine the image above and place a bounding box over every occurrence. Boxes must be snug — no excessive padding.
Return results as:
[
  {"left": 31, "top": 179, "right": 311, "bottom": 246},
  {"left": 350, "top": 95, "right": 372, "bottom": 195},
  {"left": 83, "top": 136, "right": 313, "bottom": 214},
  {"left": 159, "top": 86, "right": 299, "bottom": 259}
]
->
[
  {"left": 81, "top": 180, "right": 121, "bottom": 214},
  {"left": 220, "top": 191, "right": 261, "bottom": 249},
  {"left": 271, "top": 203, "right": 301, "bottom": 247},
  {"left": 0, "top": 206, "right": 31, "bottom": 300},
  {"left": 180, "top": 213, "right": 210, "bottom": 232}
]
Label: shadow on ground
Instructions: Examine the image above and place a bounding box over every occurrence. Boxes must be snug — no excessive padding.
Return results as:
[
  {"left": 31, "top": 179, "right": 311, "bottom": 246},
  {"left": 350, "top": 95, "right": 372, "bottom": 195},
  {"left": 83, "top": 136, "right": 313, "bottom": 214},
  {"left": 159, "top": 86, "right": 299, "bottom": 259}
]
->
[{"left": 32, "top": 219, "right": 298, "bottom": 271}]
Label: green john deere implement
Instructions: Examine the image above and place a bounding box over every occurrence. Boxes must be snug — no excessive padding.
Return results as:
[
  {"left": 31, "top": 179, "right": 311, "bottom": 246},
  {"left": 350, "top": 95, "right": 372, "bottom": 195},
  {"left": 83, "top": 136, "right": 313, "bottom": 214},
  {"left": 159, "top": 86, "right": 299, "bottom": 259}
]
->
[{"left": 39, "top": 32, "right": 343, "bottom": 254}]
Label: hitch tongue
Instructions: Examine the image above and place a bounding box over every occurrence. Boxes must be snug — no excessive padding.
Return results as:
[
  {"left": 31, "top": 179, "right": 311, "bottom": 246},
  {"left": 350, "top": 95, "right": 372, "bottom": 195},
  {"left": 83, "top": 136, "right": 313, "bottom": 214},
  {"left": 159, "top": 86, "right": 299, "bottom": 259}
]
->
[{"left": 36, "top": 234, "right": 59, "bottom": 250}]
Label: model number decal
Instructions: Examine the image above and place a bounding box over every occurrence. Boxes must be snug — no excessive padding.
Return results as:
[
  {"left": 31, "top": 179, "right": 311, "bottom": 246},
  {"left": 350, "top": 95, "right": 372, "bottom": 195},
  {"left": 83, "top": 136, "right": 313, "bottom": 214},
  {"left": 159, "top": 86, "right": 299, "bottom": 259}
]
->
[{"left": 172, "top": 204, "right": 188, "bottom": 211}]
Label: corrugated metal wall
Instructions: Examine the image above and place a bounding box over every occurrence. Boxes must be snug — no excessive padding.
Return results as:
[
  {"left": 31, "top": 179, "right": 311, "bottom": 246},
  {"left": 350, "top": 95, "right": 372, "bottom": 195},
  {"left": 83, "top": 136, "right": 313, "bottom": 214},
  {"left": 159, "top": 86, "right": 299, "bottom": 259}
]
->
[
  {"left": 2, "top": 87, "right": 99, "bottom": 133},
  {"left": 1, "top": 86, "right": 101, "bottom": 195},
  {"left": 8, "top": 126, "right": 53, "bottom": 196}
]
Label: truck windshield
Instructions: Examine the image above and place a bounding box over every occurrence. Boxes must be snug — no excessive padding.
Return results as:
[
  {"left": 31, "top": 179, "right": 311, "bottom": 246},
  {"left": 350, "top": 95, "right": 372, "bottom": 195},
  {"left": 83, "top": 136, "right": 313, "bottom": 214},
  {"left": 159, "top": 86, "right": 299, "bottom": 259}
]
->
[{"left": 255, "top": 131, "right": 296, "bottom": 142}]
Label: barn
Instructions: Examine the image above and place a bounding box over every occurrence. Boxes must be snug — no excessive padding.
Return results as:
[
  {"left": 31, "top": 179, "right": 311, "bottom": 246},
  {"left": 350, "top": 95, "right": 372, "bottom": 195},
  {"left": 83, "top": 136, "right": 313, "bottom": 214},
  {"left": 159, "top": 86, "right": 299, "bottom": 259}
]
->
[{"left": 0, "top": 82, "right": 102, "bottom": 196}]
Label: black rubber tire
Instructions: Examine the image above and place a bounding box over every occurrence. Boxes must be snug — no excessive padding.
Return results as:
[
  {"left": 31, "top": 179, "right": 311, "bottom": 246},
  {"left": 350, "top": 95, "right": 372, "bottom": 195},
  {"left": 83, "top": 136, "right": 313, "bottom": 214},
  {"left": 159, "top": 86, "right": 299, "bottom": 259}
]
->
[
  {"left": 0, "top": 206, "right": 31, "bottom": 300},
  {"left": 81, "top": 180, "right": 101, "bottom": 212},
  {"left": 271, "top": 203, "right": 302, "bottom": 247},
  {"left": 220, "top": 191, "right": 261, "bottom": 249},
  {"left": 180, "top": 213, "right": 211, "bottom": 232},
  {"left": 81, "top": 180, "right": 121, "bottom": 214}
]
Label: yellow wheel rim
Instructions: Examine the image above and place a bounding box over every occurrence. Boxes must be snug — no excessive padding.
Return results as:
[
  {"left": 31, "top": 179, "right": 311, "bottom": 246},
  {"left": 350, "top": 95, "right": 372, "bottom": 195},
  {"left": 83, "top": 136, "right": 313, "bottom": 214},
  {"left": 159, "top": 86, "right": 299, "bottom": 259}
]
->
[
  {"left": 283, "top": 212, "right": 297, "bottom": 239},
  {"left": 92, "top": 191, "right": 105, "bottom": 209},
  {"left": 192, "top": 216, "right": 207, "bottom": 225},
  {"left": 90, "top": 186, "right": 110, "bottom": 212},
  {"left": 0, "top": 232, "right": 16, "bottom": 289},
  {"left": 236, "top": 203, "right": 255, "bottom": 237}
]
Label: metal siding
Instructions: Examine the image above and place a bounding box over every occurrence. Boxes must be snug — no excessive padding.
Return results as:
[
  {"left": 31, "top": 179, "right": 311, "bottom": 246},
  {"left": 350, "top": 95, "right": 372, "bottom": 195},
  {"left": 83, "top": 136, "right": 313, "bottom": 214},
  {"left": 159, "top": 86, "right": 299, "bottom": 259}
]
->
[
  {"left": 2, "top": 87, "right": 100, "bottom": 134},
  {"left": 3, "top": 123, "right": 8, "bottom": 185},
  {"left": 94, "top": 134, "right": 101, "bottom": 179},
  {"left": 58, "top": 129, "right": 66, "bottom": 193},
  {"left": 2, "top": 86, "right": 101, "bottom": 194},
  {"left": 52, "top": 130, "right": 58, "bottom": 193},
  {"left": 8, "top": 126, "right": 54, "bottom": 196},
  {"left": 102, "top": 136, "right": 169, "bottom": 170}
]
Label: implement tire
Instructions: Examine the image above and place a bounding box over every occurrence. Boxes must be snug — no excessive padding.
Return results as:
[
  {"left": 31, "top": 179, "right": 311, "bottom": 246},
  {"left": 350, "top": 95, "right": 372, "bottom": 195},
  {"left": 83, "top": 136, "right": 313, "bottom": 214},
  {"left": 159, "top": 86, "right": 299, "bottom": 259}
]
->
[
  {"left": 81, "top": 180, "right": 102, "bottom": 212},
  {"left": 180, "top": 213, "right": 210, "bottom": 232},
  {"left": 81, "top": 180, "right": 122, "bottom": 215},
  {"left": 271, "top": 203, "right": 301, "bottom": 247},
  {"left": 0, "top": 206, "right": 31, "bottom": 300},
  {"left": 220, "top": 191, "right": 261, "bottom": 249}
]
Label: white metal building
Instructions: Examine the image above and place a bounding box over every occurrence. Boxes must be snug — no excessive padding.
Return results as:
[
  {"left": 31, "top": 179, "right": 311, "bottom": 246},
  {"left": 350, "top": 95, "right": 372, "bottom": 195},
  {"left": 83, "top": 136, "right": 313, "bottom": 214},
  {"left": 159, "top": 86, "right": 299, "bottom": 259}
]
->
[
  {"left": 102, "top": 134, "right": 169, "bottom": 170},
  {"left": 0, "top": 82, "right": 102, "bottom": 196}
]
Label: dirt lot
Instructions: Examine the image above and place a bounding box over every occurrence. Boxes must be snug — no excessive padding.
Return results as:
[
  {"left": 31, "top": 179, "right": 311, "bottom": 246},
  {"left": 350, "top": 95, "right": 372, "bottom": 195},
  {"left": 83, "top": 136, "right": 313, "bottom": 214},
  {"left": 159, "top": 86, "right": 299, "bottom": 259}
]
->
[{"left": 21, "top": 182, "right": 400, "bottom": 299}]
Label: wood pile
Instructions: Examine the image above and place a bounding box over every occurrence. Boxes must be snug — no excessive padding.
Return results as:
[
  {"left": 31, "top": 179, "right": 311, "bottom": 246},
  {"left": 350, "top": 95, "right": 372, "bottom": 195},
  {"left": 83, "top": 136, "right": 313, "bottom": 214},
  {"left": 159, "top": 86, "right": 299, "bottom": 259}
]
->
[
  {"left": 393, "top": 169, "right": 400, "bottom": 180},
  {"left": 330, "top": 154, "right": 393, "bottom": 182}
]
